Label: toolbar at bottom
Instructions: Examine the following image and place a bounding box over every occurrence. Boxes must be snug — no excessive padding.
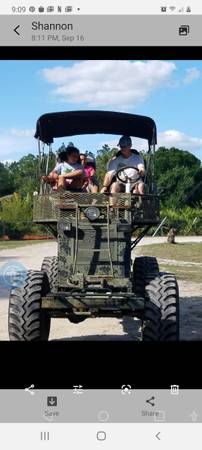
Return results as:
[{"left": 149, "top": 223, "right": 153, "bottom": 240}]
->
[{"left": 0, "top": 423, "right": 200, "bottom": 450}]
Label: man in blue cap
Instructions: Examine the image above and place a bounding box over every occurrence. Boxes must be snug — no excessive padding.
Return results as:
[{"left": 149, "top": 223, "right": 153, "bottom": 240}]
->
[{"left": 101, "top": 135, "right": 145, "bottom": 194}]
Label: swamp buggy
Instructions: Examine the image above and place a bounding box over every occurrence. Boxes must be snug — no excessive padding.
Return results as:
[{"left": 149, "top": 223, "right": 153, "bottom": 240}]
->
[{"left": 8, "top": 110, "right": 179, "bottom": 341}]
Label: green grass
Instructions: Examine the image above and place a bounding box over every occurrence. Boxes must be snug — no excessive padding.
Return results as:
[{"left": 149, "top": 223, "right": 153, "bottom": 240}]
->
[
  {"left": 0, "top": 240, "right": 53, "bottom": 250},
  {"left": 156, "top": 265, "right": 202, "bottom": 283},
  {"left": 136, "top": 243, "right": 202, "bottom": 263},
  {"left": 135, "top": 243, "right": 202, "bottom": 283}
]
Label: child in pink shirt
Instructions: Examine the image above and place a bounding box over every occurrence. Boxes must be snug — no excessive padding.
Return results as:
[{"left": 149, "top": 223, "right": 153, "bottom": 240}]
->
[{"left": 80, "top": 154, "right": 99, "bottom": 193}]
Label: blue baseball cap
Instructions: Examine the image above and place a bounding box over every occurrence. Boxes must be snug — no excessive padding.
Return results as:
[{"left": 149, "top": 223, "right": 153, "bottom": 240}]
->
[{"left": 117, "top": 136, "right": 132, "bottom": 147}]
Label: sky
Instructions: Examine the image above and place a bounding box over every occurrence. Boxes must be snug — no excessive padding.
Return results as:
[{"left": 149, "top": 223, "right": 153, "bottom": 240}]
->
[{"left": 0, "top": 59, "right": 202, "bottom": 163}]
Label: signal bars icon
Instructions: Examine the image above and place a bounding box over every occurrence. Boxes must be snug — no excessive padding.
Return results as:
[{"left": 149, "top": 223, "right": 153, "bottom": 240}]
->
[{"left": 161, "top": 5, "right": 192, "bottom": 13}]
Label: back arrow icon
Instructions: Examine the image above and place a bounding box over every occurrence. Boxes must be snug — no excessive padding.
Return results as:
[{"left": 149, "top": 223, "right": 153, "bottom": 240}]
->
[
  {"left": 156, "top": 432, "right": 161, "bottom": 440},
  {"left": 14, "top": 25, "right": 20, "bottom": 36}
]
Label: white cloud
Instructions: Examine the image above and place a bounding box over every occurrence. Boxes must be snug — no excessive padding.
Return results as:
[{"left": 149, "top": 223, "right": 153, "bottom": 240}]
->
[
  {"left": 10, "top": 128, "right": 34, "bottom": 137},
  {"left": 183, "top": 67, "right": 200, "bottom": 84},
  {"left": 0, "top": 128, "right": 35, "bottom": 162},
  {"left": 41, "top": 60, "right": 176, "bottom": 108},
  {"left": 2, "top": 159, "right": 14, "bottom": 165},
  {"left": 158, "top": 130, "right": 202, "bottom": 150},
  {"left": 101, "top": 130, "right": 202, "bottom": 153}
]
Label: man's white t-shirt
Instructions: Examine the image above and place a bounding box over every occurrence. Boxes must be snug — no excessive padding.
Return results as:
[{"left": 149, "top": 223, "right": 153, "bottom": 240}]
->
[{"left": 107, "top": 153, "right": 145, "bottom": 179}]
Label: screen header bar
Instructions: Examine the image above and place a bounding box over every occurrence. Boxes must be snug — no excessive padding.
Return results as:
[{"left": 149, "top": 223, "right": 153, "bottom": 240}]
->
[
  {"left": 0, "top": 0, "right": 201, "bottom": 15},
  {"left": 0, "top": 15, "right": 200, "bottom": 46}
]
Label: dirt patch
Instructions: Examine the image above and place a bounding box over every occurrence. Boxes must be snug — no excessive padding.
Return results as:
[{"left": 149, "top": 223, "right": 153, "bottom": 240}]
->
[
  {"left": 135, "top": 242, "right": 202, "bottom": 263},
  {"left": 135, "top": 243, "right": 202, "bottom": 283},
  {"left": 1, "top": 241, "right": 202, "bottom": 341},
  {"left": 178, "top": 280, "right": 202, "bottom": 340}
]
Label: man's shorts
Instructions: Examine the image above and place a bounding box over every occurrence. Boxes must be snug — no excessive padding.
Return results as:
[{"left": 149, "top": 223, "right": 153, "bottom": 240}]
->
[{"left": 111, "top": 178, "right": 144, "bottom": 191}]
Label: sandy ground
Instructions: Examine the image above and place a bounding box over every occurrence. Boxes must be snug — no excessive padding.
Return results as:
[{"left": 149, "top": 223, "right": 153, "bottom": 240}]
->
[
  {"left": 0, "top": 238, "right": 202, "bottom": 341},
  {"left": 136, "top": 236, "right": 202, "bottom": 246}
]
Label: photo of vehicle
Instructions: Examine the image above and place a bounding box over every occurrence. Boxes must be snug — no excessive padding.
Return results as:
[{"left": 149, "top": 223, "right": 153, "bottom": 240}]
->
[
  {"left": 7, "top": 110, "right": 179, "bottom": 341},
  {"left": 0, "top": 60, "right": 202, "bottom": 341}
]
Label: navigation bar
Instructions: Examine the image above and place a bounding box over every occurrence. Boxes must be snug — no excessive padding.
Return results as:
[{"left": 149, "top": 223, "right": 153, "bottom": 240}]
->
[{"left": 0, "top": 423, "right": 201, "bottom": 450}]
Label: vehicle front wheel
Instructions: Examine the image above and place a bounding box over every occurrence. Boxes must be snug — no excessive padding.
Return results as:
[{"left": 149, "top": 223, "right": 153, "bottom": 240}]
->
[
  {"left": 133, "top": 257, "right": 179, "bottom": 341},
  {"left": 8, "top": 270, "right": 51, "bottom": 341},
  {"left": 41, "top": 256, "right": 58, "bottom": 291},
  {"left": 142, "top": 272, "right": 180, "bottom": 341}
]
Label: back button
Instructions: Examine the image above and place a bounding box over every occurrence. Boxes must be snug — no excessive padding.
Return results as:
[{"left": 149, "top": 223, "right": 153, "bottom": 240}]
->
[{"left": 14, "top": 25, "right": 20, "bottom": 36}]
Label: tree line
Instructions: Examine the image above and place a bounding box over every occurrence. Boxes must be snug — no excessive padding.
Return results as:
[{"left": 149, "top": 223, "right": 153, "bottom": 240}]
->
[{"left": 0, "top": 145, "right": 202, "bottom": 238}]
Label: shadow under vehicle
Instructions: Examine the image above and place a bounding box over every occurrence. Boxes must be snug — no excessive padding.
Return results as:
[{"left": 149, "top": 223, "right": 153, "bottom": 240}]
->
[{"left": 8, "top": 110, "right": 179, "bottom": 341}]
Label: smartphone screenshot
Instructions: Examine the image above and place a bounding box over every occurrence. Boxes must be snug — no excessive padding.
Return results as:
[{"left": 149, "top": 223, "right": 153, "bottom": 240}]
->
[{"left": 0, "top": 0, "right": 202, "bottom": 448}]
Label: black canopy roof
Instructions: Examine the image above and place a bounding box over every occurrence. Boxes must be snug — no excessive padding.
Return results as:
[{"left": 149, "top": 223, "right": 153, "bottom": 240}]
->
[{"left": 35, "top": 110, "right": 157, "bottom": 145}]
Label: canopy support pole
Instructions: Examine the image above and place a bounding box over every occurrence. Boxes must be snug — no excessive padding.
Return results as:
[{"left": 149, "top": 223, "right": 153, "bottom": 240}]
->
[
  {"left": 151, "top": 143, "right": 156, "bottom": 194},
  {"left": 46, "top": 144, "right": 51, "bottom": 175},
  {"left": 144, "top": 143, "right": 151, "bottom": 193},
  {"left": 37, "top": 139, "right": 44, "bottom": 194},
  {"left": 38, "top": 138, "right": 42, "bottom": 177}
]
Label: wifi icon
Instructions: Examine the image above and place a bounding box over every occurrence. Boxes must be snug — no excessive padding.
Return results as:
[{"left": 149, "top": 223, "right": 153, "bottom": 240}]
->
[{"left": 169, "top": 6, "right": 176, "bottom": 11}]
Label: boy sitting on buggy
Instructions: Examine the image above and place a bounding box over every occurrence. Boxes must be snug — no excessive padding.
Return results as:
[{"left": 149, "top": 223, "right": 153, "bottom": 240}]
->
[{"left": 42, "top": 146, "right": 84, "bottom": 192}]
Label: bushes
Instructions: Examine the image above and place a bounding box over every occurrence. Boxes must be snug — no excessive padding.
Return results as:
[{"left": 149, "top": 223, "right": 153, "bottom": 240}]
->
[
  {"left": 0, "top": 163, "right": 15, "bottom": 197},
  {"left": 134, "top": 206, "right": 202, "bottom": 237},
  {"left": 0, "top": 193, "right": 53, "bottom": 240},
  {"left": 1, "top": 192, "right": 202, "bottom": 240},
  {"left": 0, "top": 193, "right": 31, "bottom": 238},
  {"left": 160, "top": 206, "right": 202, "bottom": 235},
  {"left": 0, "top": 193, "right": 34, "bottom": 239},
  {"left": 154, "top": 147, "right": 202, "bottom": 208}
]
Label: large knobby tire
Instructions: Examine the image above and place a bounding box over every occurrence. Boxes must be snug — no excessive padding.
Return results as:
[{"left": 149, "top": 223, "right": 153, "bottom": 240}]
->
[
  {"left": 142, "top": 272, "right": 180, "bottom": 341},
  {"left": 133, "top": 256, "right": 159, "bottom": 295},
  {"left": 8, "top": 270, "right": 51, "bottom": 341},
  {"left": 41, "top": 257, "right": 58, "bottom": 291},
  {"left": 133, "top": 256, "right": 179, "bottom": 341}
]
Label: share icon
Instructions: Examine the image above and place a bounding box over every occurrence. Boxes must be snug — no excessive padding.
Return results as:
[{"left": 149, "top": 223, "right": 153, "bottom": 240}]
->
[
  {"left": 25, "top": 384, "right": 35, "bottom": 396},
  {"left": 146, "top": 396, "right": 155, "bottom": 407}
]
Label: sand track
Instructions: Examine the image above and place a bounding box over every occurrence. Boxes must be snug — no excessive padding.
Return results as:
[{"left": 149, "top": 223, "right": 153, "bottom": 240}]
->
[{"left": 0, "top": 239, "right": 202, "bottom": 341}]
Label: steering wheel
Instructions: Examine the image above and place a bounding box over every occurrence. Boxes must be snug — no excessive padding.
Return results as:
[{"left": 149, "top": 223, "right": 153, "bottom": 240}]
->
[{"left": 116, "top": 166, "right": 142, "bottom": 184}]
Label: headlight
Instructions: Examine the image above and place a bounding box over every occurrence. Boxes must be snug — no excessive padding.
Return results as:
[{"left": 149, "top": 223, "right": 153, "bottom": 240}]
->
[{"left": 84, "top": 206, "right": 100, "bottom": 221}]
